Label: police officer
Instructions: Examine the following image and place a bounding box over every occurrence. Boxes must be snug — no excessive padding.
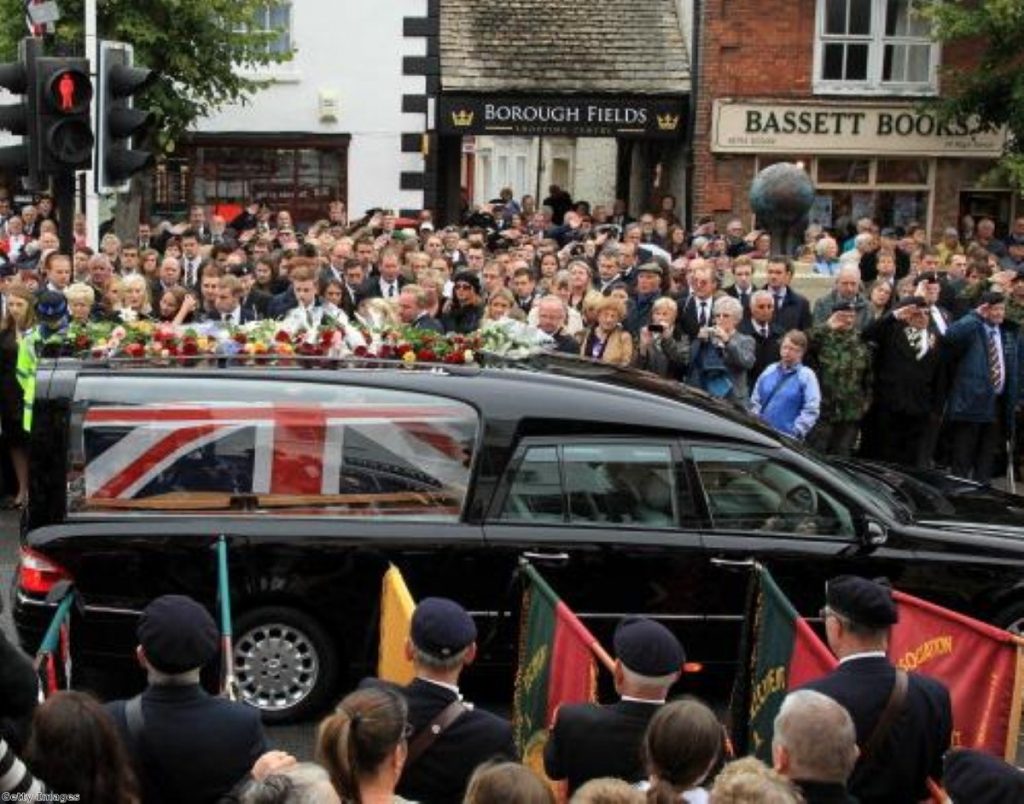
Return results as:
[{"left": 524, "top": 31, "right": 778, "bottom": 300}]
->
[
  {"left": 395, "top": 597, "right": 515, "bottom": 804},
  {"left": 544, "top": 617, "right": 685, "bottom": 795},
  {"left": 106, "top": 595, "right": 268, "bottom": 804},
  {"left": 801, "top": 576, "right": 952, "bottom": 804}
]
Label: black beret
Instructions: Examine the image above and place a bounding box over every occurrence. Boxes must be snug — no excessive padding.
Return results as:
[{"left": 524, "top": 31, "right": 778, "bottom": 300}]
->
[
  {"left": 0, "top": 262, "right": 14, "bottom": 278},
  {"left": 137, "top": 595, "right": 218, "bottom": 674},
  {"left": 917, "top": 272, "right": 940, "bottom": 284},
  {"left": 452, "top": 270, "right": 481, "bottom": 294},
  {"left": 832, "top": 300, "right": 857, "bottom": 313},
  {"left": 980, "top": 291, "right": 1006, "bottom": 306},
  {"left": 893, "top": 295, "right": 928, "bottom": 311},
  {"left": 826, "top": 576, "right": 898, "bottom": 628},
  {"left": 944, "top": 749, "right": 1024, "bottom": 804},
  {"left": 228, "top": 263, "right": 253, "bottom": 277},
  {"left": 411, "top": 597, "right": 476, "bottom": 658},
  {"left": 613, "top": 617, "right": 685, "bottom": 677}
]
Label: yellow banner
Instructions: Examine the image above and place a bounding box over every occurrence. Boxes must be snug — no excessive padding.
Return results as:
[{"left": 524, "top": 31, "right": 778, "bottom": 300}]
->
[{"left": 377, "top": 564, "right": 416, "bottom": 685}]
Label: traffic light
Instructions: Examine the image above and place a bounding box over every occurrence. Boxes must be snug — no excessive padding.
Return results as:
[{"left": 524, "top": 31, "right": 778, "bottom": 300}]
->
[
  {"left": 35, "top": 56, "right": 93, "bottom": 173},
  {"left": 97, "top": 41, "right": 156, "bottom": 193},
  {"left": 0, "top": 37, "right": 41, "bottom": 187}
]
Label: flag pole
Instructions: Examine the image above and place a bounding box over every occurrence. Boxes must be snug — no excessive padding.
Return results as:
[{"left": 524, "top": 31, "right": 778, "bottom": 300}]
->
[
  {"left": 217, "top": 535, "right": 239, "bottom": 701},
  {"left": 1005, "top": 643, "right": 1024, "bottom": 761}
]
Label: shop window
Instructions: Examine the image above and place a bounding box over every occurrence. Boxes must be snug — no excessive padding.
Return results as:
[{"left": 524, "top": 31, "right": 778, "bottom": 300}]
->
[
  {"left": 818, "top": 158, "right": 870, "bottom": 184},
  {"left": 811, "top": 157, "right": 933, "bottom": 233},
  {"left": 815, "top": 0, "right": 937, "bottom": 95}
]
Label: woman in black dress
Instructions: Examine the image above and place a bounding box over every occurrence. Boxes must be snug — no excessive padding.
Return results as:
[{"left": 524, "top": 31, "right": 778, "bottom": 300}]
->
[{"left": 0, "top": 284, "right": 36, "bottom": 507}]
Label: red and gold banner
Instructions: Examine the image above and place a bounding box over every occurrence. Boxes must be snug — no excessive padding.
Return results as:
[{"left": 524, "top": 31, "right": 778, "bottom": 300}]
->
[{"left": 890, "top": 590, "right": 1024, "bottom": 760}]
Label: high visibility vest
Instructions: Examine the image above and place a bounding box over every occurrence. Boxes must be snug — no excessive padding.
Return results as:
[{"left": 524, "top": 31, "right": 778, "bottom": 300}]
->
[{"left": 16, "top": 328, "right": 40, "bottom": 433}]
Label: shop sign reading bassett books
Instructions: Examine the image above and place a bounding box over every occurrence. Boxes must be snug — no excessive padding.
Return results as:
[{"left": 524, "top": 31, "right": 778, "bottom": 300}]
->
[
  {"left": 711, "top": 100, "right": 1005, "bottom": 157},
  {"left": 439, "top": 95, "right": 686, "bottom": 138}
]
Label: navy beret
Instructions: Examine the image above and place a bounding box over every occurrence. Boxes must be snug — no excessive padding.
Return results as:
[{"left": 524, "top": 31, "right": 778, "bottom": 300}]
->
[
  {"left": 411, "top": 597, "right": 476, "bottom": 658},
  {"left": 831, "top": 299, "right": 858, "bottom": 313},
  {"left": 917, "top": 272, "right": 940, "bottom": 284},
  {"left": 980, "top": 291, "right": 1006, "bottom": 306},
  {"left": 944, "top": 749, "right": 1024, "bottom": 804},
  {"left": 614, "top": 617, "right": 685, "bottom": 677},
  {"left": 137, "top": 594, "right": 219, "bottom": 674},
  {"left": 893, "top": 295, "right": 927, "bottom": 311},
  {"left": 826, "top": 576, "right": 898, "bottom": 628}
]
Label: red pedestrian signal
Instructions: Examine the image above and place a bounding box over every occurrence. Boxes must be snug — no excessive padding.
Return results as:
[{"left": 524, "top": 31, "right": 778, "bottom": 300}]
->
[
  {"left": 46, "top": 68, "right": 91, "bottom": 115},
  {"left": 36, "top": 58, "right": 93, "bottom": 172}
]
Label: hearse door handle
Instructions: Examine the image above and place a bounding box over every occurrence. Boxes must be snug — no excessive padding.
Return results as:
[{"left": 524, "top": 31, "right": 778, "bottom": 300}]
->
[{"left": 521, "top": 551, "right": 570, "bottom": 564}]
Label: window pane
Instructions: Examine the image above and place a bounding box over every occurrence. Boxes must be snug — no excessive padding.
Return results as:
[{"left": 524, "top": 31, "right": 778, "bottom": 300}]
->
[
  {"left": 849, "top": 0, "right": 872, "bottom": 34},
  {"left": 825, "top": 0, "right": 848, "bottom": 34},
  {"left": 905, "top": 44, "right": 931, "bottom": 82},
  {"left": 563, "top": 444, "right": 676, "bottom": 527},
  {"left": 846, "top": 44, "right": 869, "bottom": 79},
  {"left": 692, "top": 446, "right": 853, "bottom": 536},
  {"left": 876, "top": 159, "right": 929, "bottom": 185},
  {"left": 817, "top": 158, "right": 870, "bottom": 184},
  {"left": 875, "top": 190, "right": 929, "bottom": 229},
  {"left": 885, "top": 0, "right": 928, "bottom": 36},
  {"left": 500, "top": 447, "right": 564, "bottom": 523},
  {"left": 882, "top": 43, "right": 901, "bottom": 82},
  {"left": 69, "top": 378, "right": 479, "bottom": 521},
  {"left": 823, "top": 44, "right": 844, "bottom": 80}
]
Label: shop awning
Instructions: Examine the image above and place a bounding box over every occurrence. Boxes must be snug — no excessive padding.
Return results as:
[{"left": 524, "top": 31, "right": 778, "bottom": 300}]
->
[{"left": 439, "top": 0, "right": 691, "bottom": 94}]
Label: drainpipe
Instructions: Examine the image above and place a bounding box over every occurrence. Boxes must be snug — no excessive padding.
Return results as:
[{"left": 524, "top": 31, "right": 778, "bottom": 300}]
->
[{"left": 684, "top": 0, "right": 701, "bottom": 232}]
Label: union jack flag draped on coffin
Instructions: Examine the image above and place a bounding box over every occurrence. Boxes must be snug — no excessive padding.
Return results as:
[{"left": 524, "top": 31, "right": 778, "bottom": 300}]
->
[{"left": 73, "top": 399, "right": 478, "bottom": 517}]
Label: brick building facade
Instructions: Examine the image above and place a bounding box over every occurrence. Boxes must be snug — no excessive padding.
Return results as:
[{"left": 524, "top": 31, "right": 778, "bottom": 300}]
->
[{"left": 692, "top": 0, "right": 1011, "bottom": 239}]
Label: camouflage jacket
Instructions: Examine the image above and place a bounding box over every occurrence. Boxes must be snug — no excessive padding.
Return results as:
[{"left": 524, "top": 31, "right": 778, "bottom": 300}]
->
[{"left": 807, "top": 325, "right": 873, "bottom": 422}]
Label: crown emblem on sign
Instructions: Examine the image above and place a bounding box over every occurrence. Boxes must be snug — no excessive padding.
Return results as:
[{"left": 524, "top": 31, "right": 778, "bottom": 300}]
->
[
  {"left": 451, "top": 109, "right": 474, "bottom": 127},
  {"left": 657, "top": 113, "right": 680, "bottom": 131}
]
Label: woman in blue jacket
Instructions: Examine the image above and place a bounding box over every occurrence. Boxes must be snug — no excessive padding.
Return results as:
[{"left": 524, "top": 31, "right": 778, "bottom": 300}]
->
[{"left": 751, "top": 330, "right": 821, "bottom": 439}]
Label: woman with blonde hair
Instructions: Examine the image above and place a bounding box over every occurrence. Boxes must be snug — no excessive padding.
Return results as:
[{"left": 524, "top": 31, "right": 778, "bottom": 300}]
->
[
  {"left": 482, "top": 287, "right": 525, "bottom": 325},
  {"left": 567, "top": 260, "right": 595, "bottom": 311},
  {"left": 579, "top": 295, "right": 633, "bottom": 366},
  {"left": 120, "top": 273, "right": 153, "bottom": 321},
  {"left": 0, "top": 284, "right": 37, "bottom": 507},
  {"left": 316, "top": 686, "right": 414, "bottom": 804},
  {"left": 64, "top": 282, "right": 96, "bottom": 325}
]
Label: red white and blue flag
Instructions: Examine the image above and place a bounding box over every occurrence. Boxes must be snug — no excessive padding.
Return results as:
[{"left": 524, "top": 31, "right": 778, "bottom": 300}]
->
[{"left": 79, "top": 403, "right": 475, "bottom": 510}]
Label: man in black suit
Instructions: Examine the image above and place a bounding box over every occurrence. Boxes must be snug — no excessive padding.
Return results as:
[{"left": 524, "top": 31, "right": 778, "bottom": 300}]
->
[
  {"left": 740, "top": 290, "right": 784, "bottom": 386},
  {"left": 227, "top": 262, "right": 270, "bottom": 320},
  {"left": 859, "top": 297, "right": 942, "bottom": 466},
  {"left": 676, "top": 260, "right": 720, "bottom": 340},
  {"left": 725, "top": 256, "right": 756, "bottom": 320},
  {"left": 802, "top": 576, "right": 952, "bottom": 804},
  {"left": 397, "top": 285, "right": 444, "bottom": 333},
  {"left": 396, "top": 597, "right": 515, "bottom": 804},
  {"left": 765, "top": 255, "right": 812, "bottom": 332},
  {"left": 360, "top": 248, "right": 408, "bottom": 301},
  {"left": 544, "top": 617, "right": 684, "bottom": 795},
  {"left": 202, "top": 275, "right": 258, "bottom": 326},
  {"left": 107, "top": 595, "right": 268, "bottom": 804}
]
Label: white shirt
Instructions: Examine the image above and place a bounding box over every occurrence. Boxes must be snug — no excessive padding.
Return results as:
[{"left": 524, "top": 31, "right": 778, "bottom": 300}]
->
[
  {"left": 415, "top": 676, "right": 462, "bottom": 698},
  {"left": 930, "top": 306, "right": 948, "bottom": 335},
  {"left": 838, "top": 650, "right": 886, "bottom": 665},
  {"left": 379, "top": 278, "right": 400, "bottom": 298},
  {"left": 219, "top": 307, "right": 241, "bottom": 326}
]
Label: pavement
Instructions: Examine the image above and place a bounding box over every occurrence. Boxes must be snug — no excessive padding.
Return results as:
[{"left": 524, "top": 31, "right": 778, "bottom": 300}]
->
[{"left": 3, "top": 509, "right": 1020, "bottom": 766}]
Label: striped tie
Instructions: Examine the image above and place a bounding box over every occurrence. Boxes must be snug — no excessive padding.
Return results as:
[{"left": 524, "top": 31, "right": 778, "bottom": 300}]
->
[{"left": 988, "top": 328, "right": 1004, "bottom": 392}]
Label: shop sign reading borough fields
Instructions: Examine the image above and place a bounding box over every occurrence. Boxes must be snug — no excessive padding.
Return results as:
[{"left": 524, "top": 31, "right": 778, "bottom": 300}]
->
[
  {"left": 711, "top": 100, "right": 1005, "bottom": 157},
  {"left": 439, "top": 94, "right": 685, "bottom": 138}
]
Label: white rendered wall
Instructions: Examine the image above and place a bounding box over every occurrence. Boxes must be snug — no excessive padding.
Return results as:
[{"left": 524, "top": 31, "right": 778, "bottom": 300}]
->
[{"left": 197, "top": 0, "right": 427, "bottom": 214}]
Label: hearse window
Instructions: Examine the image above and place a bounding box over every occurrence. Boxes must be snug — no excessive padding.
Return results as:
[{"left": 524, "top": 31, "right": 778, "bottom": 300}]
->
[
  {"left": 67, "top": 376, "right": 478, "bottom": 520},
  {"left": 500, "top": 442, "right": 683, "bottom": 527},
  {"left": 691, "top": 446, "right": 854, "bottom": 537}
]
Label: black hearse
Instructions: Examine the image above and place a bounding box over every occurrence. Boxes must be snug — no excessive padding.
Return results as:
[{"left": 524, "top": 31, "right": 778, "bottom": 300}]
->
[{"left": 13, "top": 355, "right": 1024, "bottom": 721}]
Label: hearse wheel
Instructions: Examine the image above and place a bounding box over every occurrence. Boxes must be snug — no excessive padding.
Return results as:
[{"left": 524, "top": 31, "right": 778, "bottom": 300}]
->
[{"left": 233, "top": 606, "right": 339, "bottom": 723}]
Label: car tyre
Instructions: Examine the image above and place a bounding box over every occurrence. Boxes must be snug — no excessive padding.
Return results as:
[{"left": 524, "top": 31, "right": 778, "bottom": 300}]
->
[{"left": 232, "top": 605, "right": 340, "bottom": 724}]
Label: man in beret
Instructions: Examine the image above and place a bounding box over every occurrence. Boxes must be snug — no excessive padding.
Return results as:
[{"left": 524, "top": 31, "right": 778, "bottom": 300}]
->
[
  {"left": 395, "top": 597, "right": 515, "bottom": 804},
  {"left": 859, "top": 296, "right": 942, "bottom": 466},
  {"left": 943, "top": 291, "right": 1023, "bottom": 484},
  {"left": 806, "top": 299, "right": 872, "bottom": 457},
  {"left": 544, "top": 616, "right": 684, "bottom": 795},
  {"left": 106, "top": 594, "right": 268, "bottom": 804},
  {"left": 801, "top": 576, "right": 951, "bottom": 804}
]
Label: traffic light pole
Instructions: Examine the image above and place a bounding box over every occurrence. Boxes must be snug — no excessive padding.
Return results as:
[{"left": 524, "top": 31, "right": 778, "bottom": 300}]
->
[
  {"left": 54, "top": 169, "right": 75, "bottom": 254},
  {"left": 84, "top": 0, "right": 99, "bottom": 250}
]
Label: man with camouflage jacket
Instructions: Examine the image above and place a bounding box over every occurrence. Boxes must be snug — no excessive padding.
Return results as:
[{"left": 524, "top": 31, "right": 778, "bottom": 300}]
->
[{"left": 806, "top": 300, "right": 873, "bottom": 457}]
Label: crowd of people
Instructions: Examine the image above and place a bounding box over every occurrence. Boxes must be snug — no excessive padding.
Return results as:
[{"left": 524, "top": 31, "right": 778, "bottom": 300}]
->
[
  {"left": 1, "top": 189, "right": 1024, "bottom": 800},
  {"left": 0, "top": 187, "right": 1022, "bottom": 503},
  {"left": 1, "top": 577, "right": 1022, "bottom": 804}
]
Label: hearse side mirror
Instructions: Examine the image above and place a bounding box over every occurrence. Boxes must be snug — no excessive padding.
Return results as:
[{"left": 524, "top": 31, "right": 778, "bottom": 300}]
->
[{"left": 863, "top": 519, "right": 888, "bottom": 546}]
